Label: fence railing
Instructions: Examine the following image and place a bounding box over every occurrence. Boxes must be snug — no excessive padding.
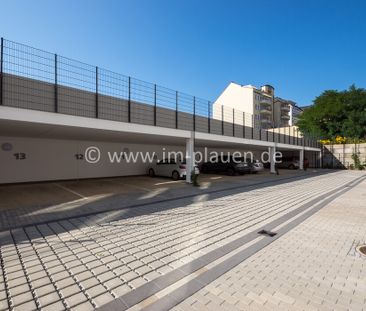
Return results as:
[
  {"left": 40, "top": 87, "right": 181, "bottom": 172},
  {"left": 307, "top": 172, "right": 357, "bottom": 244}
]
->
[{"left": 0, "top": 38, "right": 321, "bottom": 148}]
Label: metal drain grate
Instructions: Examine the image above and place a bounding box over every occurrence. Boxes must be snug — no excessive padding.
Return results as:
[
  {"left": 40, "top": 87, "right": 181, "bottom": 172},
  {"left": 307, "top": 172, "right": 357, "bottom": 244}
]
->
[{"left": 258, "top": 229, "right": 277, "bottom": 237}]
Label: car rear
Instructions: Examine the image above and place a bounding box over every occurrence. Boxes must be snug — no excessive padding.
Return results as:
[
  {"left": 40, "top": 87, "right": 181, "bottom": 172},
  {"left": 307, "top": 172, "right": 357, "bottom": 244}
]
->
[
  {"left": 250, "top": 161, "right": 264, "bottom": 173},
  {"left": 232, "top": 157, "right": 251, "bottom": 174},
  {"left": 178, "top": 160, "right": 200, "bottom": 178}
]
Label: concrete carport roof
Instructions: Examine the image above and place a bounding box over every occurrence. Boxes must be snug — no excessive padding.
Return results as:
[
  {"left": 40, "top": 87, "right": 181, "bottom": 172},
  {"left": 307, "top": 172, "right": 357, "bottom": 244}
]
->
[{"left": 0, "top": 106, "right": 320, "bottom": 153}]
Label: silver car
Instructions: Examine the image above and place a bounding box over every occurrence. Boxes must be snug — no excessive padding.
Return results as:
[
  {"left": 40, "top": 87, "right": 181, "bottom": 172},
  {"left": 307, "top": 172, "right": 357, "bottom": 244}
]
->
[
  {"left": 250, "top": 160, "right": 264, "bottom": 173},
  {"left": 148, "top": 158, "right": 200, "bottom": 180}
]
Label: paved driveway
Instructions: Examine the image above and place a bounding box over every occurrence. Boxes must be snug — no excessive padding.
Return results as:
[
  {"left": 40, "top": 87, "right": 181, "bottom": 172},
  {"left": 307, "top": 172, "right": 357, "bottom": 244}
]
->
[
  {"left": 0, "top": 169, "right": 315, "bottom": 230},
  {"left": 0, "top": 171, "right": 365, "bottom": 311}
]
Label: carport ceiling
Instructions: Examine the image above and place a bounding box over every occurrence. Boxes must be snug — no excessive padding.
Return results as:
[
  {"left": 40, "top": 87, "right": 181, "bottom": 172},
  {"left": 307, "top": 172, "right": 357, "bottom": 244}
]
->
[
  {"left": 0, "top": 119, "right": 186, "bottom": 146},
  {"left": 0, "top": 119, "right": 303, "bottom": 152},
  {"left": 194, "top": 138, "right": 269, "bottom": 151}
]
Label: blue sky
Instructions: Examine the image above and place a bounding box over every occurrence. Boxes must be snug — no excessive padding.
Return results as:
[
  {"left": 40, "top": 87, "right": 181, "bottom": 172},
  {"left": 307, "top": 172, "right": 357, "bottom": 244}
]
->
[{"left": 1, "top": 0, "right": 365, "bottom": 106}]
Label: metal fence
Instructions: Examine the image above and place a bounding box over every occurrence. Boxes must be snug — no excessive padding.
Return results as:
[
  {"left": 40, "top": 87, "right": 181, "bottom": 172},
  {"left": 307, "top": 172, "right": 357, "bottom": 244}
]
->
[{"left": 0, "top": 38, "right": 321, "bottom": 148}]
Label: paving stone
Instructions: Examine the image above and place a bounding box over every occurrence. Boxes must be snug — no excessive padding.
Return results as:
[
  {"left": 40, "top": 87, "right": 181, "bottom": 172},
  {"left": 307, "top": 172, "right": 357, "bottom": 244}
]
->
[
  {"left": 38, "top": 291, "right": 62, "bottom": 308},
  {"left": 72, "top": 300, "right": 94, "bottom": 311},
  {"left": 86, "top": 284, "right": 108, "bottom": 297},
  {"left": 92, "top": 292, "right": 114, "bottom": 307},
  {"left": 172, "top": 174, "right": 366, "bottom": 311},
  {"left": 40, "top": 300, "right": 66, "bottom": 311},
  {"left": 65, "top": 292, "right": 89, "bottom": 308},
  {"left": 11, "top": 291, "right": 35, "bottom": 306},
  {"left": 1, "top": 171, "right": 365, "bottom": 311},
  {"left": 12, "top": 299, "right": 38, "bottom": 311},
  {"left": 34, "top": 284, "right": 56, "bottom": 297}
]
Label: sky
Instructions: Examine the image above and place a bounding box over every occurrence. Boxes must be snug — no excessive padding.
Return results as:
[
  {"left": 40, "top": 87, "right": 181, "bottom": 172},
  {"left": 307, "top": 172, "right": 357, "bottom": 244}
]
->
[{"left": 1, "top": 0, "right": 365, "bottom": 107}]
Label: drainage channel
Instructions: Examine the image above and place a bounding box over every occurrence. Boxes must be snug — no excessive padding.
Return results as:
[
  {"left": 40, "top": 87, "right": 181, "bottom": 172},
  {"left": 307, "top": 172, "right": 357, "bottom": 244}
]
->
[{"left": 96, "top": 174, "right": 366, "bottom": 311}]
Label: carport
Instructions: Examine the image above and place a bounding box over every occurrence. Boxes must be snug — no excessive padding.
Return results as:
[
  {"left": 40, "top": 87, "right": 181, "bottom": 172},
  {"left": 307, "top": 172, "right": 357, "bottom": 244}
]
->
[{"left": 0, "top": 106, "right": 321, "bottom": 184}]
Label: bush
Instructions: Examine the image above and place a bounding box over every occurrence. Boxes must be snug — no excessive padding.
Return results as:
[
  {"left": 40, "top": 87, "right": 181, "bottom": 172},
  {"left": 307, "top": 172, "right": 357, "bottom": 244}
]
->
[{"left": 351, "top": 153, "right": 365, "bottom": 170}]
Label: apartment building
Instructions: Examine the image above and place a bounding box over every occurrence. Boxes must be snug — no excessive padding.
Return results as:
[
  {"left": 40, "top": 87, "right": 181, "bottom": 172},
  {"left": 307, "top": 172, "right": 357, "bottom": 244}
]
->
[
  {"left": 273, "top": 97, "right": 303, "bottom": 127},
  {"left": 213, "top": 82, "right": 275, "bottom": 129}
]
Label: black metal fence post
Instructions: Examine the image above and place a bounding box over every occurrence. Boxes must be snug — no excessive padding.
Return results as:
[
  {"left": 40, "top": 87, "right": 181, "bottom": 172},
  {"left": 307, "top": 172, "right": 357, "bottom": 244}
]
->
[
  {"left": 176, "top": 91, "right": 178, "bottom": 129},
  {"left": 221, "top": 105, "right": 224, "bottom": 135},
  {"left": 0, "top": 37, "right": 3, "bottom": 106},
  {"left": 95, "top": 66, "right": 99, "bottom": 118},
  {"left": 193, "top": 96, "right": 196, "bottom": 131},
  {"left": 251, "top": 114, "right": 254, "bottom": 139},
  {"left": 154, "top": 84, "right": 157, "bottom": 126},
  {"left": 243, "top": 112, "right": 245, "bottom": 138},
  {"left": 208, "top": 100, "right": 211, "bottom": 133},
  {"left": 259, "top": 122, "right": 262, "bottom": 141},
  {"left": 232, "top": 108, "right": 235, "bottom": 137},
  {"left": 54, "top": 54, "right": 58, "bottom": 112},
  {"left": 321, "top": 145, "right": 324, "bottom": 168},
  {"left": 128, "top": 77, "right": 131, "bottom": 122}
]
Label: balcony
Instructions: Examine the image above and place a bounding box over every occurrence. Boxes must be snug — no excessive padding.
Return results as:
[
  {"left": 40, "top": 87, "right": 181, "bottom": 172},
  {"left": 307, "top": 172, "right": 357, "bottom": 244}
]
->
[
  {"left": 281, "top": 105, "right": 290, "bottom": 112},
  {"left": 260, "top": 97, "right": 272, "bottom": 106},
  {"left": 260, "top": 107, "right": 272, "bottom": 115},
  {"left": 281, "top": 114, "right": 290, "bottom": 120},
  {"left": 261, "top": 118, "right": 272, "bottom": 124}
]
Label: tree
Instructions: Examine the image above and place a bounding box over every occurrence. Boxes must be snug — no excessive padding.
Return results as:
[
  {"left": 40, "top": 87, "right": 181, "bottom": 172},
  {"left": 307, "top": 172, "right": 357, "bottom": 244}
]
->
[{"left": 298, "top": 85, "right": 366, "bottom": 141}]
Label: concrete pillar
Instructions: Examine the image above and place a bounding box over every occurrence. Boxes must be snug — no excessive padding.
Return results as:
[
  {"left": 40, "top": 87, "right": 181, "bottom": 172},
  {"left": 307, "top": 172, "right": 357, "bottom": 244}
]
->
[
  {"left": 185, "top": 131, "right": 194, "bottom": 183},
  {"left": 318, "top": 149, "right": 323, "bottom": 168},
  {"left": 299, "top": 148, "right": 304, "bottom": 170},
  {"left": 269, "top": 146, "right": 276, "bottom": 174}
]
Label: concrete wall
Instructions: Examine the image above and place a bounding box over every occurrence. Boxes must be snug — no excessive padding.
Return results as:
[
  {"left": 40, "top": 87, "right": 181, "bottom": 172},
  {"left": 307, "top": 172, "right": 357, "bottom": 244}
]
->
[
  {"left": 0, "top": 136, "right": 270, "bottom": 184},
  {"left": 0, "top": 136, "right": 188, "bottom": 184},
  {"left": 3, "top": 74, "right": 197, "bottom": 132},
  {"left": 3, "top": 74, "right": 55, "bottom": 112},
  {"left": 3, "top": 74, "right": 307, "bottom": 144},
  {"left": 323, "top": 143, "right": 366, "bottom": 168}
]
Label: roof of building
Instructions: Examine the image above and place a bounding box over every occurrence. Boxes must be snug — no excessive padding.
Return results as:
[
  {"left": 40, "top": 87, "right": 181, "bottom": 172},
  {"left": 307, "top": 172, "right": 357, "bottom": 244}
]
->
[{"left": 274, "top": 97, "right": 303, "bottom": 110}]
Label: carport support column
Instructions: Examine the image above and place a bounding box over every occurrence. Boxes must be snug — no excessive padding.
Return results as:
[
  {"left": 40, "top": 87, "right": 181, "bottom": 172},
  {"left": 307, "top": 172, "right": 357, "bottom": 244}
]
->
[
  {"left": 185, "top": 131, "right": 195, "bottom": 183},
  {"left": 269, "top": 146, "right": 276, "bottom": 174},
  {"left": 299, "top": 148, "right": 304, "bottom": 170},
  {"left": 319, "top": 148, "right": 323, "bottom": 169}
]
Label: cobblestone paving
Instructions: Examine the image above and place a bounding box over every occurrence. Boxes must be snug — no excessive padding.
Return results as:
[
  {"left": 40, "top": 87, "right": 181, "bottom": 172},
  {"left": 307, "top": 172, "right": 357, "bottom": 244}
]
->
[
  {"left": 0, "top": 171, "right": 319, "bottom": 231},
  {"left": 0, "top": 171, "right": 364, "bottom": 311},
  {"left": 173, "top": 174, "right": 366, "bottom": 311}
]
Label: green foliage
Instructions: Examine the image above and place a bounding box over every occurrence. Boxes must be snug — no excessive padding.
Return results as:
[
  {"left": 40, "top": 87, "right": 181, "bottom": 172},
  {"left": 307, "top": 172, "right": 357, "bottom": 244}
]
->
[
  {"left": 298, "top": 85, "right": 366, "bottom": 140},
  {"left": 351, "top": 153, "right": 365, "bottom": 170}
]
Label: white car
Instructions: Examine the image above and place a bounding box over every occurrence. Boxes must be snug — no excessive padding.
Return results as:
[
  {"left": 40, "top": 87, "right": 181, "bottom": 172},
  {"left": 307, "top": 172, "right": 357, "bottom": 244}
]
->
[{"left": 148, "top": 158, "right": 200, "bottom": 180}]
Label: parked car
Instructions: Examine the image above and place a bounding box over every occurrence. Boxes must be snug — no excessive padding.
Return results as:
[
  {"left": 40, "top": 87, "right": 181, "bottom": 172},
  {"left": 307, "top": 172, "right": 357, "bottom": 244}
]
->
[
  {"left": 248, "top": 160, "right": 264, "bottom": 173},
  {"left": 276, "top": 156, "right": 300, "bottom": 169},
  {"left": 200, "top": 156, "right": 251, "bottom": 175},
  {"left": 148, "top": 158, "right": 200, "bottom": 180}
]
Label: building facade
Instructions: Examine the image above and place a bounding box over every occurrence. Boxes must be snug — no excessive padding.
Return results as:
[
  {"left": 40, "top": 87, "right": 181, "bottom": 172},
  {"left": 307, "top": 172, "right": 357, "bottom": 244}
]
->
[
  {"left": 213, "top": 82, "right": 275, "bottom": 129},
  {"left": 273, "top": 97, "right": 303, "bottom": 127}
]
